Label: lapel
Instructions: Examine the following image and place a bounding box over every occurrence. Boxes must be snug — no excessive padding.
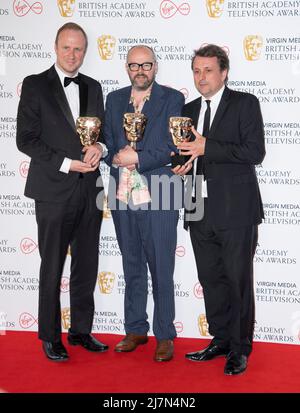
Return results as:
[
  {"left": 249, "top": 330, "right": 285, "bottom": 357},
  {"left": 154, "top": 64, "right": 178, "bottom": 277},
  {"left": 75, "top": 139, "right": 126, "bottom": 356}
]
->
[
  {"left": 140, "top": 82, "right": 165, "bottom": 150},
  {"left": 183, "top": 97, "right": 202, "bottom": 176},
  {"left": 116, "top": 86, "right": 132, "bottom": 148},
  {"left": 79, "top": 75, "right": 88, "bottom": 116},
  {"left": 209, "top": 86, "right": 231, "bottom": 138},
  {"left": 48, "top": 65, "right": 76, "bottom": 132},
  {"left": 189, "top": 97, "right": 202, "bottom": 129}
]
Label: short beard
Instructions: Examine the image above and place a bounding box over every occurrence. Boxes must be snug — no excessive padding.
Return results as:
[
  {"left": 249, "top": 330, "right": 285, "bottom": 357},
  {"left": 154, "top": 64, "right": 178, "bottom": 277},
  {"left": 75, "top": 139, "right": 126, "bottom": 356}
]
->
[{"left": 131, "top": 74, "right": 154, "bottom": 91}]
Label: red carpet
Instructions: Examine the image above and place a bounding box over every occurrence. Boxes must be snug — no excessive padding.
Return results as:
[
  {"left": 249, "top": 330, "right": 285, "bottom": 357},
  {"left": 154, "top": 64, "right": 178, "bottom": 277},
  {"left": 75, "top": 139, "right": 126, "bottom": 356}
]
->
[{"left": 0, "top": 331, "right": 300, "bottom": 394}]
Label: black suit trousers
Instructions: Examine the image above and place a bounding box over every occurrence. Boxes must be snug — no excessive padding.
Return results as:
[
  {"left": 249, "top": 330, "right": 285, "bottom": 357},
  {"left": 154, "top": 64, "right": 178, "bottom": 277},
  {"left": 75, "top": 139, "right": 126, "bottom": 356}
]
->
[
  {"left": 35, "top": 177, "right": 102, "bottom": 342},
  {"left": 189, "top": 203, "right": 258, "bottom": 356}
]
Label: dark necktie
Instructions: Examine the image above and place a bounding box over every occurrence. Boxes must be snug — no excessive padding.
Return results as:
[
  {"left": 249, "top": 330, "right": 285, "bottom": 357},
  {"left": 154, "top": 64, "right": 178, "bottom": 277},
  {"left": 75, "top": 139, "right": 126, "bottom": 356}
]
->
[
  {"left": 185, "top": 101, "right": 211, "bottom": 229},
  {"left": 196, "top": 99, "right": 211, "bottom": 175},
  {"left": 64, "top": 76, "right": 80, "bottom": 87}
]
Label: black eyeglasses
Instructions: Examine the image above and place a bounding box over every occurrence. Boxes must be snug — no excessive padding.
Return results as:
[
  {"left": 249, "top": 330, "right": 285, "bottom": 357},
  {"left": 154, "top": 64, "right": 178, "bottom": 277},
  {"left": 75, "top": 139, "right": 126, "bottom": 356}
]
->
[{"left": 127, "top": 62, "right": 154, "bottom": 72}]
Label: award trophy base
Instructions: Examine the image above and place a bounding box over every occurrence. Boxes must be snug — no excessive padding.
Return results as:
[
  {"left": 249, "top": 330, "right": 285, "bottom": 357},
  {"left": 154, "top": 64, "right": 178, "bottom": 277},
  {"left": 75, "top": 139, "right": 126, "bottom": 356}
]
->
[
  {"left": 171, "top": 153, "right": 189, "bottom": 168},
  {"left": 129, "top": 142, "right": 141, "bottom": 152}
]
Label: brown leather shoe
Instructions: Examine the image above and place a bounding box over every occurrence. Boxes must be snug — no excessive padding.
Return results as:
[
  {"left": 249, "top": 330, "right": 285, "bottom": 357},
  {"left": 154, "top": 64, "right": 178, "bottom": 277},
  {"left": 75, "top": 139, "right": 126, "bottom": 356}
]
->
[
  {"left": 154, "top": 339, "right": 174, "bottom": 362},
  {"left": 115, "top": 333, "right": 148, "bottom": 352}
]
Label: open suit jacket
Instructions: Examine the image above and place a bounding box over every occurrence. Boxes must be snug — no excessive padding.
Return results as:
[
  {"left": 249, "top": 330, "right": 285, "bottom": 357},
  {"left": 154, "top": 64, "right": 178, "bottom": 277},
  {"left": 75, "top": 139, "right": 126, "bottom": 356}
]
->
[
  {"left": 104, "top": 81, "right": 184, "bottom": 210},
  {"left": 103, "top": 82, "right": 184, "bottom": 340},
  {"left": 17, "top": 64, "right": 104, "bottom": 203},
  {"left": 16, "top": 65, "right": 104, "bottom": 341},
  {"left": 183, "top": 86, "right": 265, "bottom": 355},
  {"left": 183, "top": 86, "right": 265, "bottom": 229}
]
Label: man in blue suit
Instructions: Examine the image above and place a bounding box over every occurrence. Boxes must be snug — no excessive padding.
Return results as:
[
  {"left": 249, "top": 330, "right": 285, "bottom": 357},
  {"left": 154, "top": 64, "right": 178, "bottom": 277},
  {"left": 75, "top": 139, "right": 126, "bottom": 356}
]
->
[{"left": 104, "top": 45, "right": 184, "bottom": 361}]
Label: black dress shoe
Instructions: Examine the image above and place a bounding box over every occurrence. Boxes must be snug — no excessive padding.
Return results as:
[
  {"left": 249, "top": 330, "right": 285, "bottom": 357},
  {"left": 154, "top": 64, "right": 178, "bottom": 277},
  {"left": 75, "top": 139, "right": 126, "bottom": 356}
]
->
[
  {"left": 67, "top": 332, "right": 109, "bottom": 352},
  {"left": 185, "top": 341, "right": 229, "bottom": 362},
  {"left": 42, "top": 341, "right": 69, "bottom": 362},
  {"left": 224, "top": 352, "right": 248, "bottom": 375}
]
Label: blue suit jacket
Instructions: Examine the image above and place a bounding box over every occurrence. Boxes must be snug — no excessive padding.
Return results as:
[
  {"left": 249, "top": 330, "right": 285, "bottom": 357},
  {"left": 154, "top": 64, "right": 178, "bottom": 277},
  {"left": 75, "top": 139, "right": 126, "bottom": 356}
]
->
[{"left": 104, "top": 81, "right": 184, "bottom": 210}]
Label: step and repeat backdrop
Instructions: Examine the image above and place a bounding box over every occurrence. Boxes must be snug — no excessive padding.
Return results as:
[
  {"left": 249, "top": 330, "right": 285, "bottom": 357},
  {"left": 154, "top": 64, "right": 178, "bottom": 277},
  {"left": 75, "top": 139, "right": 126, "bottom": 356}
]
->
[{"left": 1, "top": 0, "right": 300, "bottom": 345}]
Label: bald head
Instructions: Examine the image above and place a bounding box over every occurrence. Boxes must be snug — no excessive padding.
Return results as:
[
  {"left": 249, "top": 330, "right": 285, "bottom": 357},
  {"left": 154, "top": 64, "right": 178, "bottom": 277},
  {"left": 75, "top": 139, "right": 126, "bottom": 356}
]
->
[
  {"left": 126, "top": 45, "right": 156, "bottom": 63},
  {"left": 126, "top": 45, "right": 158, "bottom": 91}
]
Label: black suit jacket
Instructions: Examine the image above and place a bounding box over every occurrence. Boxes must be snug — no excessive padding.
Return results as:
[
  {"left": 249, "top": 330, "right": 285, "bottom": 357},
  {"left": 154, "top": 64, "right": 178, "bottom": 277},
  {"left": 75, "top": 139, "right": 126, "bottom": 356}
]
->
[
  {"left": 17, "top": 65, "right": 104, "bottom": 202},
  {"left": 183, "top": 87, "right": 265, "bottom": 230}
]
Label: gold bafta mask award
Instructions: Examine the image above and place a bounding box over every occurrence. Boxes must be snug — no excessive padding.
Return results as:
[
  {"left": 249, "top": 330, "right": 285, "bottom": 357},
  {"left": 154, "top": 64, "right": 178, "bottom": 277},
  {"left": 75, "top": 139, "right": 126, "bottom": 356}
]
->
[
  {"left": 76, "top": 117, "right": 101, "bottom": 159},
  {"left": 123, "top": 113, "right": 147, "bottom": 151},
  {"left": 169, "top": 116, "right": 193, "bottom": 167}
]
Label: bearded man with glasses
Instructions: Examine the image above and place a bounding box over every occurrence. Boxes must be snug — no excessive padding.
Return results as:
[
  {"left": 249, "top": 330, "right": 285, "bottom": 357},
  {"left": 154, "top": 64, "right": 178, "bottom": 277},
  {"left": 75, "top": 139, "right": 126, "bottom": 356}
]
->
[{"left": 104, "top": 45, "right": 184, "bottom": 362}]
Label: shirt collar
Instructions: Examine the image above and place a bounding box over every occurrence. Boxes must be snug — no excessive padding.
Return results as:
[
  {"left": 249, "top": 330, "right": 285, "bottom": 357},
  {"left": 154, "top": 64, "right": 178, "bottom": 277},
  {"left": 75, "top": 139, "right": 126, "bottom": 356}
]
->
[
  {"left": 200, "top": 85, "right": 225, "bottom": 107},
  {"left": 129, "top": 90, "right": 151, "bottom": 113},
  {"left": 55, "top": 64, "right": 79, "bottom": 87}
]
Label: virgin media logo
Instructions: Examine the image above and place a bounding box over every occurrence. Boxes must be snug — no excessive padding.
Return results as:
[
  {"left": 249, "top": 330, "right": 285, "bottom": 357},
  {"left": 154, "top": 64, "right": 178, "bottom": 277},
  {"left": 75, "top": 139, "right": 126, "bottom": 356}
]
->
[
  {"left": 175, "top": 245, "right": 186, "bottom": 257},
  {"left": 60, "top": 277, "right": 70, "bottom": 293},
  {"left": 160, "top": 1, "right": 190, "bottom": 19},
  {"left": 193, "top": 282, "right": 204, "bottom": 299},
  {"left": 13, "top": 0, "right": 43, "bottom": 17},
  {"left": 180, "top": 88, "right": 189, "bottom": 100},
  {"left": 17, "top": 82, "right": 23, "bottom": 98},
  {"left": 175, "top": 321, "right": 184, "bottom": 333},
  {"left": 223, "top": 46, "right": 230, "bottom": 56},
  {"left": 19, "top": 160, "right": 29, "bottom": 178},
  {"left": 19, "top": 312, "right": 38, "bottom": 329},
  {"left": 20, "top": 237, "right": 38, "bottom": 254}
]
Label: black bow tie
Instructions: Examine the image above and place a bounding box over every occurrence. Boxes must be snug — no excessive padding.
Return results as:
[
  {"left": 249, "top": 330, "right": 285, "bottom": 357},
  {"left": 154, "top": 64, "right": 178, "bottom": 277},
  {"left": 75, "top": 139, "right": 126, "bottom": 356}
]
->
[{"left": 64, "top": 76, "right": 80, "bottom": 87}]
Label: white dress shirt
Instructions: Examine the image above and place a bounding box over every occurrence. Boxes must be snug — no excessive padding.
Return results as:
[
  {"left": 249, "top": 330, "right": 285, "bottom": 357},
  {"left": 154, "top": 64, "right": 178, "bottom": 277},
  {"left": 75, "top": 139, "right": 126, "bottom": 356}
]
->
[
  {"left": 193, "top": 85, "right": 225, "bottom": 197},
  {"left": 55, "top": 64, "right": 107, "bottom": 173}
]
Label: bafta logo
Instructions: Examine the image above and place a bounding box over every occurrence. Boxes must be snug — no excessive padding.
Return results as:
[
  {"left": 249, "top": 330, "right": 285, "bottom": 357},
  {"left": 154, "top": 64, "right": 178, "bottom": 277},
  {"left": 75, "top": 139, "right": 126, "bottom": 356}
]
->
[
  {"left": 244, "top": 35, "right": 263, "bottom": 61},
  {"left": 98, "top": 271, "right": 115, "bottom": 294},
  {"left": 97, "top": 35, "right": 116, "bottom": 60},
  {"left": 206, "top": 0, "right": 224, "bottom": 18},
  {"left": 198, "top": 314, "right": 210, "bottom": 336},
  {"left": 61, "top": 307, "right": 71, "bottom": 330},
  {"left": 57, "top": 0, "right": 75, "bottom": 17}
]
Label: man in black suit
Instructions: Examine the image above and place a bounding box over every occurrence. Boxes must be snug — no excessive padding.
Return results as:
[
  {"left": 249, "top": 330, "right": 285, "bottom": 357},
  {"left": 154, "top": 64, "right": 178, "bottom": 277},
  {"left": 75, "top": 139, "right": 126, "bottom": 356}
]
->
[
  {"left": 17, "top": 23, "right": 108, "bottom": 361},
  {"left": 173, "top": 44, "right": 265, "bottom": 375}
]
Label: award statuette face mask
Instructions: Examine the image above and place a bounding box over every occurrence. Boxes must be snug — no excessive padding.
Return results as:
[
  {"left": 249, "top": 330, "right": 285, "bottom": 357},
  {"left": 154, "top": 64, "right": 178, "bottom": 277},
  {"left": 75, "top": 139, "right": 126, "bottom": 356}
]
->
[
  {"left": 76, "top": 117, "right": 101, "bottom": 160},
  {"left": 123, "top": 112, "right": 147, "bottom": 151},
  {"left": 116, "top": 112, "right": 150, "bottom": 206},
  {"left": 169, "top": 116, "right": 193, "bottom": 167},
  {"left": 76, "top": 117, "right": 101, "bottom": 146}
]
